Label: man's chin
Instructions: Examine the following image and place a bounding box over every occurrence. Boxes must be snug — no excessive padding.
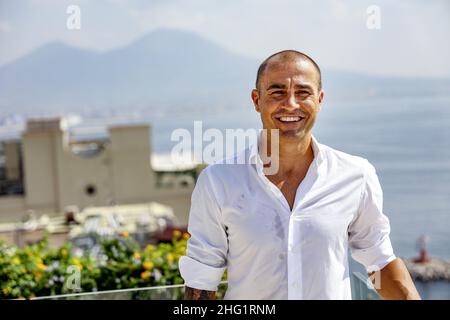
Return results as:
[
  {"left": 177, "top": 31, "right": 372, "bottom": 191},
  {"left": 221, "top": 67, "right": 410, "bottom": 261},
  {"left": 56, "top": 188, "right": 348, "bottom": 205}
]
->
[{"left": 279, "top": 129, "right": 307, "bottom": 140}]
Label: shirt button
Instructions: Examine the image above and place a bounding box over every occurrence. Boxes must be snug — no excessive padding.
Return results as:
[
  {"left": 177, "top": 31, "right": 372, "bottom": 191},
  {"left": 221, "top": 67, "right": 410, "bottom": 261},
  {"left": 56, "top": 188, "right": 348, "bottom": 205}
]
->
[{"left": 278, "top": 253, "right": 285, "bottom": 260}]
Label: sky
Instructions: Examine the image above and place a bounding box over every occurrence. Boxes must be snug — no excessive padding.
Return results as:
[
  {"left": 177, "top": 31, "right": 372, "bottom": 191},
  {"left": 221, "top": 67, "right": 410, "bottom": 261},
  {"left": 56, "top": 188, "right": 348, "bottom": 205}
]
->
[{"left": 0, "top": 0, "right": 449, "bottom": 77}]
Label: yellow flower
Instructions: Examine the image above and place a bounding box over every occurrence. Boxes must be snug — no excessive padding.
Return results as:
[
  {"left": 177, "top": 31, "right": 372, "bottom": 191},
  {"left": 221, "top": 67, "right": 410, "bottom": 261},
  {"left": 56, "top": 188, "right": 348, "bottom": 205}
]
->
[
  {"left": 71, "top": 258, "right": 83, "bottom": 270},
  {"left": 2, "top": 287, "right": 10, "bottom": 295},
  {"left": 145, "top": 244, "right": 155, "bottom": 252},
  {"left": 133, "top": 252, "right": 141, "bottom": 260},
  {"left": 61, "top": 248, "right": 68, "bottom": 257},
  {"left": 37, "top": 262, "right": 47, "bottom": 272},
  {"left": 121, "top": 231, "right": 129, "bottom": 238},
  {"left": 166, "top": 254, "right": 174, "bottom": 264},
  {"left": 34, "top": 271, "right": 42, "bottom": 279},
  {"left": 182, "top": 233, "right": 190, "bottom": 240},
  {"left": 143, "top": 261, "right": 154, "bottom": 271},
  {"left": 12, "top": 257, "right": 21, "bottom": 265},
  {"left": 20, "top": 267, "right": 26, "bottom": 273},
  {"left": 173, "top": 230, "right": 182, "bottom": 238},
  {"left": 140, "top": 271, "right": 151, "bottom": 280}
]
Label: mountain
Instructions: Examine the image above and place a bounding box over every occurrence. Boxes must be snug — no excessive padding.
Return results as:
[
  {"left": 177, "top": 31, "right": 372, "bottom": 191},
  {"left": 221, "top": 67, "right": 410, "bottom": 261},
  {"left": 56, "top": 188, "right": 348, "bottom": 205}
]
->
[
  {"left": 0, "top": 29, "right": 258, "bottom": 116},
  {"left": 0, "top": 28, "right": 449, "bottom": 118}
]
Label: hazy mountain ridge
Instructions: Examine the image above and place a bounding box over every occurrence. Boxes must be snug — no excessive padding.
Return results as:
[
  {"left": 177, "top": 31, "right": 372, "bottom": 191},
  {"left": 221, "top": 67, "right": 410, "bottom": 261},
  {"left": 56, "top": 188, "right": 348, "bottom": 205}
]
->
[{"left": 0, "top": 28, "right": 449, "bottom": 118}]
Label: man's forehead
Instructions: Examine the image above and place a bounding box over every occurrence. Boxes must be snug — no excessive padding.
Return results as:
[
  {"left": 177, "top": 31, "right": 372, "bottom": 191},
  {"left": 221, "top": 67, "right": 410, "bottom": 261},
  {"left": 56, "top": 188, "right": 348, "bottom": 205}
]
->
[
  {"left": 261, "top": 58, "right": 318, "bottom": 86},
  {"left": 263, "top": 65, "right": 316, "bottom": 86}
]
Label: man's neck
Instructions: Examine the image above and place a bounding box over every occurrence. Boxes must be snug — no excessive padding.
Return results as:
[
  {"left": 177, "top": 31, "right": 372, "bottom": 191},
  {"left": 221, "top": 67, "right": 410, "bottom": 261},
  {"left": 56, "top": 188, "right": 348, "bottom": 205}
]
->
[{"left": 260, "top": 132, "right": 314, "bottom": 176}]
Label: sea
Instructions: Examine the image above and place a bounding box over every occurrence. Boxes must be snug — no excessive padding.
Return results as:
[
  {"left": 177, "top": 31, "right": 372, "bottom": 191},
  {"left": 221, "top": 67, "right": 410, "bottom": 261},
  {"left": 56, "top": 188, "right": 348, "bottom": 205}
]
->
[
  {"left": 147, "top": 94, "right": 450, "bottom": 299},
  {"left": 2, "top": 94, "right": 449, "bottom": 299}
]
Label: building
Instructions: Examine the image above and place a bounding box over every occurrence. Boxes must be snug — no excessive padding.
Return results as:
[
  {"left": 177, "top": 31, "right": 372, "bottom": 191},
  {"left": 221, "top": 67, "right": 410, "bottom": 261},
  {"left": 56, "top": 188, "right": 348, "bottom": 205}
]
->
[{"left": 0, "top": 117, "right": 197, "bottom": 225}]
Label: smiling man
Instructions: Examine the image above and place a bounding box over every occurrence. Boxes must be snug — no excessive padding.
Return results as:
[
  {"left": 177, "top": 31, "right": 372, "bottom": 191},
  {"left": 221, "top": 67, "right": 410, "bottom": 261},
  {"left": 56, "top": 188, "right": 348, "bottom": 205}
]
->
[{"left": 179, "top": 50, "right": 420, "bottom": 300}]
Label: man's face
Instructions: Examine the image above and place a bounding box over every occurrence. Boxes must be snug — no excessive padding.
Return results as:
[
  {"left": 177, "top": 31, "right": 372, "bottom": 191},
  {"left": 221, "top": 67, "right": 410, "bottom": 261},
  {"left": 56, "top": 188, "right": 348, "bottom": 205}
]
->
[{"left": 251, "top": 58, "right": 324, "bottom": 141}]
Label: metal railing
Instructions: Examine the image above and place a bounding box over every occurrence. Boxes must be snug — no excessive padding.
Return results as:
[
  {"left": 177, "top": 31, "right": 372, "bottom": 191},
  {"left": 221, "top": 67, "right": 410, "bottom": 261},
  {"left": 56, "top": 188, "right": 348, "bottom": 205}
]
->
[
  {"left": 31, "top": 282, "right": 228, "bottom": 300},
  {"left": 32, "top": 283, "right": 187, "bottom": 300},
  {"left": 31, "top": 273, "right": 380, "bottom": 300}
]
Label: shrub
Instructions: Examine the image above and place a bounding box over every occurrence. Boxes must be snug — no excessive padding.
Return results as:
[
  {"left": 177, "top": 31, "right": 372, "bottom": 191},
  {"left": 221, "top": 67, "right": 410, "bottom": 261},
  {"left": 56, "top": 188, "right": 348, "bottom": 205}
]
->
[{"left": 0, "top": 231, "right": 197, "bottom": 299}]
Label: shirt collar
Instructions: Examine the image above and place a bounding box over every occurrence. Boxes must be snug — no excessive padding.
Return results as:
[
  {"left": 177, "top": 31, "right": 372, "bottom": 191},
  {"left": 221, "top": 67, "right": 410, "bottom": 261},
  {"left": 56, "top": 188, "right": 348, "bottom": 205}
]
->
[{"left": 248, "top": 132, "right": 324, "bottom": 172}]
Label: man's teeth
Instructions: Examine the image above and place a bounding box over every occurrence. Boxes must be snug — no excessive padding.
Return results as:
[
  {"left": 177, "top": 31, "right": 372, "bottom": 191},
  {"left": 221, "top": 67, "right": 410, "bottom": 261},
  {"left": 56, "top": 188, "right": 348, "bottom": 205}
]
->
[{"left": 279, "top": 116, "right": 302, "bottom": 122}]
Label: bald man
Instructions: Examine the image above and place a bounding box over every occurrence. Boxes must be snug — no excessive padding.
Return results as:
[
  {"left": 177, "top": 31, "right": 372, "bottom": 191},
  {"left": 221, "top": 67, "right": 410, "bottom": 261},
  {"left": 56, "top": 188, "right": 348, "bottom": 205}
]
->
[{"left": 179, "top": 50, "right": 420, "bottom": 300}]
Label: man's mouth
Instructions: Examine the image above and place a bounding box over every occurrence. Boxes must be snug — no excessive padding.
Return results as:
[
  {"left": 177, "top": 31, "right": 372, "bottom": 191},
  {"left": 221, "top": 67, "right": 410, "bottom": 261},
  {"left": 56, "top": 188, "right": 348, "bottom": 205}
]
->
[{"left": 276, "top": 115, "right": 305, "bottom": 123}]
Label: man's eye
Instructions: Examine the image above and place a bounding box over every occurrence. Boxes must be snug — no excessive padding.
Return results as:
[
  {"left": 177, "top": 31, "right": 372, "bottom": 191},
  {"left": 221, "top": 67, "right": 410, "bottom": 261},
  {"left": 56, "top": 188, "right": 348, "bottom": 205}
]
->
[
  {"left": 270, "top": 91, "right": 284, "bottom": 95},
  {"left": 296, "top": 91, "right": 310, "bottom": 95}
]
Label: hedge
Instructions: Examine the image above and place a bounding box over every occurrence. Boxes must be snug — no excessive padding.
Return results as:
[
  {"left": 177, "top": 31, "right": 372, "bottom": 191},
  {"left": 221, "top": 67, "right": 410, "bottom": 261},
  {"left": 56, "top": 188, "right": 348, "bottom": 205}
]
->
[{"left": 0, "top": 231, "right": 225, "bottom": 299}]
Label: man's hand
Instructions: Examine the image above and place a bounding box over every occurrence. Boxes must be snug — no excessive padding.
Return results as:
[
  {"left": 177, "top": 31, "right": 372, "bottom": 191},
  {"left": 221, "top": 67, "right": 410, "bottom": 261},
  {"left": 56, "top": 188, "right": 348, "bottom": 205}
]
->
[
  {"left": 184, "top": 286, "right": 216, "bottom": 300},
  {"left": 371, "top": 258, "right": 421, "bottom": 300}
]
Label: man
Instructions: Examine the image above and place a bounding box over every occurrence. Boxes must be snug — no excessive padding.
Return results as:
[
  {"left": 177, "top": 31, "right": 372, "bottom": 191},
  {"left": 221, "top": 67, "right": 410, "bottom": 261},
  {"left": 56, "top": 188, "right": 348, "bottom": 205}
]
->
[{"left": 179, "top": 50, "right": 420, "bottom": 300}]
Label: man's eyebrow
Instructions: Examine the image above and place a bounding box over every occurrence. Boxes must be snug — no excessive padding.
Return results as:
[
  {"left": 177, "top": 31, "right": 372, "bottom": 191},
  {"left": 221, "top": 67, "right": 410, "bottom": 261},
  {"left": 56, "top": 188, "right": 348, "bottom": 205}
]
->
[
  {"left": 265, "top": 83, "right": 315, "bottom": 91},
  {"left": 266, "top": 84, "right": 287, "bottom": 91},
  {"left": 294, "top": 83, "right": 314, "bottom": 90}
]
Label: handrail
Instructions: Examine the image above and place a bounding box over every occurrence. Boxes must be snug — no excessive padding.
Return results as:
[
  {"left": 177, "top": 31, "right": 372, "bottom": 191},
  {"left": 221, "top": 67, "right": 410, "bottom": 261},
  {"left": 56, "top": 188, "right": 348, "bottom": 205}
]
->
[
  {"left": 31, "top": 281, "right": 228, "bottom": 300},
  {"left": 31, "top": 283, "right": 186, "bottom": 300},
  {"left": 31, "top": 274, "right": 379, "bottom": 300}
]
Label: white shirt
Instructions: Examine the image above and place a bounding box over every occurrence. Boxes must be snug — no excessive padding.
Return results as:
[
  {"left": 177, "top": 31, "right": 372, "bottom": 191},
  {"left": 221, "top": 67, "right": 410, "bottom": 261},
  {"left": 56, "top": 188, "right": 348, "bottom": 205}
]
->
[{"left": 179, "top": 135, "right": 396, "bottom": 300}]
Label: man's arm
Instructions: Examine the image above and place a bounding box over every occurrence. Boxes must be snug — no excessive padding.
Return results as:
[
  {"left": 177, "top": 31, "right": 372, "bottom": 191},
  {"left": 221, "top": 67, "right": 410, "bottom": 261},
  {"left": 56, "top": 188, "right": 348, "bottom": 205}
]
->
[
  {"left": 184, "top": 286, "right": 216, "bottom": 300},
  {"left": 179, "top": 169, "right": 228, "bottom": 300},
  {"left": 371, "top": 258, "right": 421, "bottom": 300}
]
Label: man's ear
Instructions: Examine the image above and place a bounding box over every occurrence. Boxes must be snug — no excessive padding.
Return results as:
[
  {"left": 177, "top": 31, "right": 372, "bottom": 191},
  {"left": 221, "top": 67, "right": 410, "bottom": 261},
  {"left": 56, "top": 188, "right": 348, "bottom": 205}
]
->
[
  {"left": 318, "top": 89, "right": 324, "bottom": 110},
  {"left": 251, "top": 89, "right": 261, "bottom": 113}
]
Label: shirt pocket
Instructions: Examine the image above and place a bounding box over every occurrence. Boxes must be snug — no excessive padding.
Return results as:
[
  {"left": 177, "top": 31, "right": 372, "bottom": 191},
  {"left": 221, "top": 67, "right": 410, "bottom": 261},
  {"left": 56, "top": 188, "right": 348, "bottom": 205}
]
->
[{"left": 225, "top": 193, "right": 287, "bottom": 245}]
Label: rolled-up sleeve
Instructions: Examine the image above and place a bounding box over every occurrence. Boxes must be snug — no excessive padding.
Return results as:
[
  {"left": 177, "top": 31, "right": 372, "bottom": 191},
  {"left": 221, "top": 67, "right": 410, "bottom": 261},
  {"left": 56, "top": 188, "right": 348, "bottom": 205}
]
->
[
  {"left": 349, "top": 160, "right": 396, "bottom": 273},
  {"left": 179, "top": 168, "right": 228, "bottom": 291}
]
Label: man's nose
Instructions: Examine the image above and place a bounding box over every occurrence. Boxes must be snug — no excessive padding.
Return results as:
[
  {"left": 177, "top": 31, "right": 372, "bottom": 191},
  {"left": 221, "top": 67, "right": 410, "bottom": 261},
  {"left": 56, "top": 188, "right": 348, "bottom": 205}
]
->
[{"left": 284, "top": 92, "right": 300, "bottom": 110}]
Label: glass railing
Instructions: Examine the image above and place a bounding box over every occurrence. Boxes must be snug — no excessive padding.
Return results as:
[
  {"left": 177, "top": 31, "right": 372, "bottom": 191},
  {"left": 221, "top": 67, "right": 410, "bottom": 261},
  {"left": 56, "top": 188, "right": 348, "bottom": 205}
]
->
[
  {"left": 351, "top": 272, "right": 381, "bottom": 300},
  {"left": 31, "top": 273, "right": 379, "bottom": 300},
  {"left": 31, "top": 282, "right": 228, "bottom": 300},
  {"left": 32, "top": 284, "right": 186, "bottom": 300}
]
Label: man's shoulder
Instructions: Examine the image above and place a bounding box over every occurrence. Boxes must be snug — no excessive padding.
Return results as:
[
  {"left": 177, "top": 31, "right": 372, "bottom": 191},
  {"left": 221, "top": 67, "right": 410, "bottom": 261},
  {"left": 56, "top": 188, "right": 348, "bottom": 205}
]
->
[
  {"left": 319, "top": 142, "right": 372, "bottom": 172},
  {"left": 199, "top": 147, "right": 252, "bottom": 180}
]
